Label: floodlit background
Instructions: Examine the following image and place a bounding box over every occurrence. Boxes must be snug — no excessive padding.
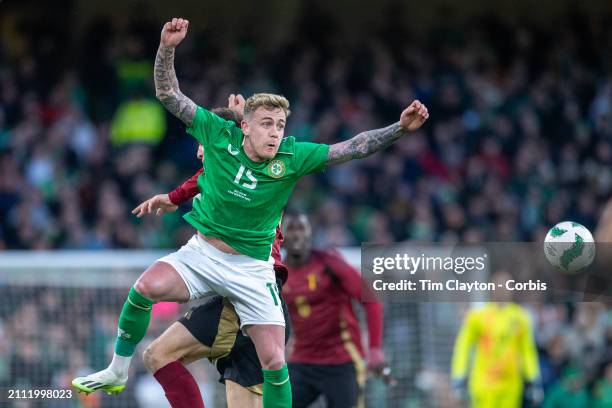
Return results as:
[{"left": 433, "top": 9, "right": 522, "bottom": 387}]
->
[{"left": 0, "top": 0, "right": 611, "bottom": 406}]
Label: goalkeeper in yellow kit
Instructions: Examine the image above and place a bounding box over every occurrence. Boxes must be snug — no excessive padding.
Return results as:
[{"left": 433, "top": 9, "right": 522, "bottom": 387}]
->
[{"left": 451, "top": 271, "right": 542, "bottom": 408}]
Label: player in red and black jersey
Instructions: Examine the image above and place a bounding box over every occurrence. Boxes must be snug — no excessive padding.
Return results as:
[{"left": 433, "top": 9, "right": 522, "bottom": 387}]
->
[{"left": 282, "top": 212, "right": 385, "bottom": 408}]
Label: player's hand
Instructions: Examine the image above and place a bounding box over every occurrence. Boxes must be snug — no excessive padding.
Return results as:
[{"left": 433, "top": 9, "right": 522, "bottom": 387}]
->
[
  {"left": 452, "top": 378, "right": 468, "bottom": 401},
  {"left": 228, "top": 94, "right": 246, "bottom": 115},
  {"left": 367, "top": 348, "right": 397, "bottom": 386},
  {"left": 399, "top": 100, "right": 429, "bottom": 131},
  {"left": 367, "top": 347, "right": 386, "bottom": 371},
  {"left": 160, "top": 18, "right": 189, "bottom": 47},
  {"left": 524, "top": 381, "right": 544, "bottom": 406},
  {"left": 132, "top": 194, "right": 178, "bottom": 218}
]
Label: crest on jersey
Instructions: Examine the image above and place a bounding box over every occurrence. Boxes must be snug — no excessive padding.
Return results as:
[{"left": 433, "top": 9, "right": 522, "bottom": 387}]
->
[{"left": 267, "top": 160, "right": 286, "bottom": 178}]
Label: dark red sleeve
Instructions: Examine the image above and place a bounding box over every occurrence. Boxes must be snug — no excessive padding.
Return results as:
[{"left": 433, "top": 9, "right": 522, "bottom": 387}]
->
[
  {"left": 362, "top": 301, "right": 383, "bottom": 349},
  {"left": 324, "top": 250, "right": 384, "bottom": 349},
  {"left": 272, "top": 225, "right": 288, "bottom": 284},
  {"left": 168, "top": 169, "right": 204, "bottom": 205}
]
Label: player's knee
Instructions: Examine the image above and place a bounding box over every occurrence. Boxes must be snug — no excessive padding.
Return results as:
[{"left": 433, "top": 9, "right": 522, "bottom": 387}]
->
[
  {"left": 143, "top": 341, "right": 167, "bottom": 373},
  {"left": 260, "top": 350, "right": 286, "bottom": 371},
  {"left": 134, "top": 276, "right": 163, "bottom": 301}
]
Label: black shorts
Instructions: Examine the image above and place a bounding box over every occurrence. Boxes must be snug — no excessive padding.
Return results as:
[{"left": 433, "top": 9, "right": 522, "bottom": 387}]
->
[
  {"left": 179, "top": 280, "right": 290, "bottom": 394},
  {"left": 289, "top": 362, "right": 364, "bottom": 408}
]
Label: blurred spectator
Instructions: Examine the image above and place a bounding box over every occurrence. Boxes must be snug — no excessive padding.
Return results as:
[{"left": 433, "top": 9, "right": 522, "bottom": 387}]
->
[
  {"left": 110, "top": 91, "right": 166, "bottom": 146},
  {"left": 542, "top": 366, "right": 590, "bottom": 408},
  {"left": 592, "top": 361, "right": 612, "bottom": 408}
]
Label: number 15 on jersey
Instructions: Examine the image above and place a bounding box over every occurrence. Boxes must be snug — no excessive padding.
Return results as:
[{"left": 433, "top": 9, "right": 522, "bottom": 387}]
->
[{"left": 234, "top": 164, "right": 257, "bottom": 190}]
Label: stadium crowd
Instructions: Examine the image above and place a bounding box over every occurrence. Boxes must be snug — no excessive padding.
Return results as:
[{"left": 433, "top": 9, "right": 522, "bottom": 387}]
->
[
  {"left": 1, "top": 13, "right": 611, "bottom": 250},
  {"left": 0, "top": 6, "right": 611, "bottom": 408}
]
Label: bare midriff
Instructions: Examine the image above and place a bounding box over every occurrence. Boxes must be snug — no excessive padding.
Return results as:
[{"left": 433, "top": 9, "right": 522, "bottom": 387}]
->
[{"left": 198, "top": 231, "right": 240, "bottom": 254}]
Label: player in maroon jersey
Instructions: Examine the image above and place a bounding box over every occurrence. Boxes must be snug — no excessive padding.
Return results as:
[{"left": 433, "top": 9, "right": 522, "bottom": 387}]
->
[{"left": 282, "top": 212, "right": 385, "bottom": 408}]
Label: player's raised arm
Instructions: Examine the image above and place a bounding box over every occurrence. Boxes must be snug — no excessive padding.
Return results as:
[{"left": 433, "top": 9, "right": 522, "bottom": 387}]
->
[
  {"left": 154, "top": 17, "right": 197, "bottom": 126},
  {"left": 326, "top": 100, "right": 429, "bottom": 166}
]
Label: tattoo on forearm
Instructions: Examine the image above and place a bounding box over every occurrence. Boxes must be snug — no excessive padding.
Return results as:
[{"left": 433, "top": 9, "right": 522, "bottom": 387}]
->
[
  {"left": 154, "top": 45, "right": 196, "bottom": 125},
  {"left": 327, "top": 122, "right": 407, "bottom": 165}
]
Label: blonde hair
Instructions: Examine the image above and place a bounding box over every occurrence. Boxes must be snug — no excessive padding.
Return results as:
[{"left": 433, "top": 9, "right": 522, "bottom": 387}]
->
[{"left": 244, "top": 93, "right": 291, "bottom": 118}]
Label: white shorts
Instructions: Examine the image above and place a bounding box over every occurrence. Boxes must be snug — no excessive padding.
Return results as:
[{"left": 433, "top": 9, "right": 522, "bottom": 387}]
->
[{"left": 158, "top": 234, "right": 284, "bottom": 328}]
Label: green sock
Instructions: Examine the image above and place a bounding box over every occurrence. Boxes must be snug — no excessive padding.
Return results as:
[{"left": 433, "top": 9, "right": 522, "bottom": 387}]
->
[
  {"left": 114, "top": 287, "right": 154, "bottom": 357},
  {"left": 262, "top": 364, "right": 292, "bottom": 408}
]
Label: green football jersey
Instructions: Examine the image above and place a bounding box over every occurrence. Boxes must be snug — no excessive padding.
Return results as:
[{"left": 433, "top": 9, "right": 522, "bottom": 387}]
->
[{"left": 184, "top": 106, "right": 329, "bottom": 261}]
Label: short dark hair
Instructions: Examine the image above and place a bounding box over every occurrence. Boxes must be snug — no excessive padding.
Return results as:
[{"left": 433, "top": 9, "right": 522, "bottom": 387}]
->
[
  {"left": 283, "top": 210, "right": 310, "bottom": 226},
  {"left": 211, "top": 107, "right": 243, "bottom": 126},
  {"left": 283, "top": 208, "right": 308, "bottom": 219}
]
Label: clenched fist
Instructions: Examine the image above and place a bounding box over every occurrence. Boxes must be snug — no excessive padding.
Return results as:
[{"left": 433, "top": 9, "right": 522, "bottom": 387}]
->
[
  {"left": 399, "top": 100, "right": 429, "bottom": 131},
  {"left": 160, "top": 17, "right": 189, "bottom": 48},
  {"left": 228, "top": 94, "right": 246, "bottom": 116}
]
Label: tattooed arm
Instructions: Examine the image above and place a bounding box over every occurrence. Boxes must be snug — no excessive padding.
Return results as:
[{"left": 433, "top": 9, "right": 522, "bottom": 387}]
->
[
  {"left": 327, "top": 122, "right": 406, "bottom": 165},
  {"left": 154, "top": 17, "right": 197, "bottom": 126},
  {"left": 327, "top": 100, "right": 429, "bottom": 166}
]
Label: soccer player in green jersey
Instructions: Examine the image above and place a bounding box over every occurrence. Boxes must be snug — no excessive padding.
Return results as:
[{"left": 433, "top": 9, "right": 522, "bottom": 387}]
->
[{"left": 73, "top": 17, "right": 429, "bottom": 408}]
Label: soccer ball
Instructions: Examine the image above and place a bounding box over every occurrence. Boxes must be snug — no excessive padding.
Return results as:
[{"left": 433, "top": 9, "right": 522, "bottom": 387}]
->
[{"left": 544, "top": 221, "right": 595, "bottom": 273}]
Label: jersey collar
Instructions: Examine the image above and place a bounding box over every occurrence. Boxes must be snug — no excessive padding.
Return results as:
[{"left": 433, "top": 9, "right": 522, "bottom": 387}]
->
[{"left": 276, "top": 137, "right": 294, "bottom": 156}]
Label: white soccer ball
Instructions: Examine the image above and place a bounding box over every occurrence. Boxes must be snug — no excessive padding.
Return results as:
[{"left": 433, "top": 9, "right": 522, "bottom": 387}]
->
[{"left": 544, "top": 221, "right": 595, "bottom": 274}]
